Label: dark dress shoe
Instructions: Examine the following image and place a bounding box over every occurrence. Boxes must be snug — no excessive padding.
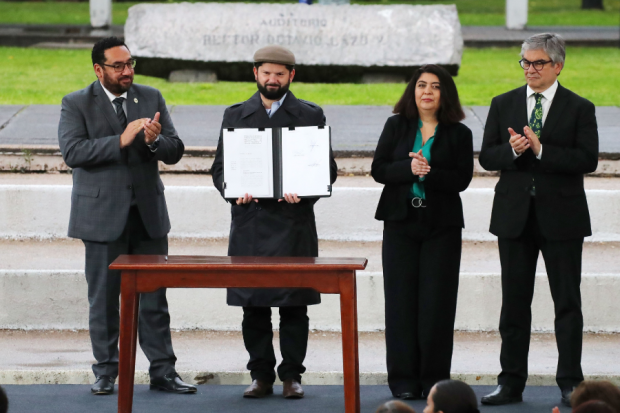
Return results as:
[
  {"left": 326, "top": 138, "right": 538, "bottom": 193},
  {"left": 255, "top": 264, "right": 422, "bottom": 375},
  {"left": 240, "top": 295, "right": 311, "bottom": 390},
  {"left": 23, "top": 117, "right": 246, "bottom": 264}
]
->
[
  {"left": 561, "top": 387, "right": 575, "bottom": 407},
  {"left": 481, "top": 385, "right": 523, "bottom": 405},
  {"left": 91, "top": 376, "right": 115, "bottom": 395},
  {"left": 243, "top": 379, "right": 273, "bottom": 398},
  {"left": 282, "top": 379, "right": 304, "bottom": 399},
  {"left": 150, "top": 373, "right": 197, "bottom": 394},
  {"left": 395, "top": 392, "right": 418, "bottom": 400}
]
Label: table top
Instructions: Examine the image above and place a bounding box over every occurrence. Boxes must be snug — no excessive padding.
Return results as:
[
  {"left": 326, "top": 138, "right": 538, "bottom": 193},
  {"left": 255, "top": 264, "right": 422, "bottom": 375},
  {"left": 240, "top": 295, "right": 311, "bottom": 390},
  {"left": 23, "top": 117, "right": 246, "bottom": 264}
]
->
[{"left": 109, "top": 255, "right": 368, "bottom": 271}]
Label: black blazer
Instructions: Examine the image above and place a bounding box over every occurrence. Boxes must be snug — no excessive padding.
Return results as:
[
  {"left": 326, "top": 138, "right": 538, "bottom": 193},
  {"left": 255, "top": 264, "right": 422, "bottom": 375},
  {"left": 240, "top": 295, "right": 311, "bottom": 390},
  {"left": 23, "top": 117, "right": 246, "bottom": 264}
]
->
[
  {"left": 371, "top": 114, "right": 474, "bottom": 228},
  {"left": 479, "top": 83, "right": 598, "bottom": 240}
]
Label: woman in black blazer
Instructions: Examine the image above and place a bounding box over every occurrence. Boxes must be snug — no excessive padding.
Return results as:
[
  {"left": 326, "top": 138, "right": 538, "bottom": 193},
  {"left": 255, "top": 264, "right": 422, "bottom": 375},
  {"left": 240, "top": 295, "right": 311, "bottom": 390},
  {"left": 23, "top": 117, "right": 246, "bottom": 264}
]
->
[{"left": 371, "top": 64, "right": 473, "bottom": 400}]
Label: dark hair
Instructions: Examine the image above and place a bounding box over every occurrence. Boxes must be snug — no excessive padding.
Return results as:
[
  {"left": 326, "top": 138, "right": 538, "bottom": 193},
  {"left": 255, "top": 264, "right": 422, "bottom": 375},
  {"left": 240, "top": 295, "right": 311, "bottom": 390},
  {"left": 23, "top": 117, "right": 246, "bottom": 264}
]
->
[
  {"left": 572, "top": 381, "right": 620, "bottom": 412},
  {"left": 375, "top": 400, "right": 416, "bottom": 413},
  {"left": 393, "top": 64, "right": 465, "bottom": 124},
  {"left": 431, "top": 380, "right": 479, "bottom": 413},
  {"left": 254, "top": 62, "right": 295, "bottom": 73},
  {"left": 92, "top": 36, "right": 129, "bottom": 66},
  {"left": 573, "top": 400, "right": 617, "bottom": 413},
  {"left": 0, "top": 385, "right": 8, "bottom": 413}
]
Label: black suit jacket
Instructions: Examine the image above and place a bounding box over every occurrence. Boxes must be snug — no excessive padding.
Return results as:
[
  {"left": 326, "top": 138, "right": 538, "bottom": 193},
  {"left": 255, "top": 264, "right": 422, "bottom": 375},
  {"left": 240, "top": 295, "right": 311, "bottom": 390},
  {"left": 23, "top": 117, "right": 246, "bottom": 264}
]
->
[
  {"left": 371, "top": 114, "right": 474, "bottom": 229},
  {"left": 479, "top": 83, "right": 598, "bottom": 240}
]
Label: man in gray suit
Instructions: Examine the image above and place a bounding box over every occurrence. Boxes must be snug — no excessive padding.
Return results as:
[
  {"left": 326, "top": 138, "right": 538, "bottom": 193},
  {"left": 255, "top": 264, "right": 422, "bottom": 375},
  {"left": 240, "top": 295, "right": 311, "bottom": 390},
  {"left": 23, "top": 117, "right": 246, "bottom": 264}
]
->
[{"left": 58, "top": 37, "right": 196, "bottom": 395}]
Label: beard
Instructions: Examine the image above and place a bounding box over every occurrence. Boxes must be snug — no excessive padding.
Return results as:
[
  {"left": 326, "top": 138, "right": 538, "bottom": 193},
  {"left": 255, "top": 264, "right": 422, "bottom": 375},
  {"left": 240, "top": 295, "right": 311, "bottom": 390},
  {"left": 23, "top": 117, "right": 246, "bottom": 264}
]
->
[
  {"left": 102, "top": 71, "right": 133, "bottom": 95},
  {"left": 257, "top": 80, "right": 290, "bottom": 100}
]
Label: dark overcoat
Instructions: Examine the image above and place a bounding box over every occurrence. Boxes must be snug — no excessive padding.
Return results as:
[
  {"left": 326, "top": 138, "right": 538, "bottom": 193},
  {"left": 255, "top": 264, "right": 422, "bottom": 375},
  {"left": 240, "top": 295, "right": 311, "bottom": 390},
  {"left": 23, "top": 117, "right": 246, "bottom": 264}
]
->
[{"left": 211, "top": 91, "right": 338, "bottom": 307}]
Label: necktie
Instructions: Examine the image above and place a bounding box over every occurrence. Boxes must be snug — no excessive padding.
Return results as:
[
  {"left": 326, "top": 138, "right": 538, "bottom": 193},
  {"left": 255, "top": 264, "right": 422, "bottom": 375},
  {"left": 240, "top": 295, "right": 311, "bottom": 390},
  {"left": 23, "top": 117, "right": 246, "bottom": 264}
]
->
[
  {"left": 529, "top": 93, "right": 543, "bottom": 139},
  {"left": 113, "top": 97, "right": 127, "bottom": 129}
]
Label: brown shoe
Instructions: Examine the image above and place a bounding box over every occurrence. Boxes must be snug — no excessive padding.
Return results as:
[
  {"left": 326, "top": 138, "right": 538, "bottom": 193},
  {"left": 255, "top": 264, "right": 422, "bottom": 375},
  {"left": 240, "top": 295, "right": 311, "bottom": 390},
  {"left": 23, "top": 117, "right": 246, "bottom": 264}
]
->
[
  {"left": 243, "top": 379, "right": 273, "bottom": 398},
  {"left": 282, "top": 378, "right": 304, "bottom": 399}
]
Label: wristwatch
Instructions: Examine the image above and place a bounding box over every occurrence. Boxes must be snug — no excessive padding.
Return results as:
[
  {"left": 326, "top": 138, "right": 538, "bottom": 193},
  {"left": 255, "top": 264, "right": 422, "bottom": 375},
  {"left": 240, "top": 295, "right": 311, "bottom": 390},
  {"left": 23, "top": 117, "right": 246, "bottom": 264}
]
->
[{"left": 147, "top": 136, "right": 160, "bottom": 152}]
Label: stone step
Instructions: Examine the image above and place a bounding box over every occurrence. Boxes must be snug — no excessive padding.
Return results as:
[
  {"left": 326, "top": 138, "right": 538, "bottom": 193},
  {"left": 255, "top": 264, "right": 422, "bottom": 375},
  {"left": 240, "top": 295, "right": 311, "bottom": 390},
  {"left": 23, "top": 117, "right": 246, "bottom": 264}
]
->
[
  {"left": 2, "top": 146, "right": 620, "bottom": 177},
  {"left": 1, "top": 175, "right": 620, "bottom": 242},
  {"left": 1, "top": 238, "right": 620, "bottom": 332},
  {"left": 1, "top": 330, "right": 619, "bottom": 386},
  {"left": 1, "top": 104, "right": 620, "bottom": 174}
]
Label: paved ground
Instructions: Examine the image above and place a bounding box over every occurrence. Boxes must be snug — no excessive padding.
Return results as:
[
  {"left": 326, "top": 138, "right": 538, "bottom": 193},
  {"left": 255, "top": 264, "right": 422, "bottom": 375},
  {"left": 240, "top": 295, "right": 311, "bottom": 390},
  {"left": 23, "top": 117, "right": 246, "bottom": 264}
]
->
[
  {"left": 1, "top": 329, "right": 619, "bottom": 386},
  {"left": 0, "top": 384, "right": 578, "bottom": 413},
  {"left": 1, "top": 105, "right": 619, "bottom": 154},
  {"left": 462, "top": 26, "right": 620, "bottom": 47}
]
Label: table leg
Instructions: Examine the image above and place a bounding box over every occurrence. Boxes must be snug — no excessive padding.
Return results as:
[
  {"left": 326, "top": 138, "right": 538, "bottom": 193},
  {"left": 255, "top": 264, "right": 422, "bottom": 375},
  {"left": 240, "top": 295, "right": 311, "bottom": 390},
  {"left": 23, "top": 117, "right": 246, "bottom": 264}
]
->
[
  {"left": 118, "top": 271, "right": 139, "bottom": 413},
  {"left": 340, "top": 271, "right": 360, "bottom": 413}
]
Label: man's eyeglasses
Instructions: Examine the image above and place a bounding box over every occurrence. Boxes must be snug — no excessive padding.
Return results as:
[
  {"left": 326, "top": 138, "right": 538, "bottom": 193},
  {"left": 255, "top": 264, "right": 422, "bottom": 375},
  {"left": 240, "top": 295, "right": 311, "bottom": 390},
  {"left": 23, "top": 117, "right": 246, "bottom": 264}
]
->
[
  {"left": 519, "top": 59, "right": 552, "bottom": 71},
  {"left": 101, "top": 59, "right": 137, "bottom": 73}
]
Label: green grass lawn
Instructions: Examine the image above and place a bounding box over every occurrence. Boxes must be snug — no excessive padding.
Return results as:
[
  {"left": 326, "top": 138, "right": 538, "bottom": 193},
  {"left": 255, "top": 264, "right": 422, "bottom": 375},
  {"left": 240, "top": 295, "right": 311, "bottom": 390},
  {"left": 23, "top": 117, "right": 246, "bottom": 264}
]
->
[
  {"left": 1, "top": 46, "right": 619, "bottom": 106},
  {"left": 0, "top": 0, "right": 619, "bottom": 26}
]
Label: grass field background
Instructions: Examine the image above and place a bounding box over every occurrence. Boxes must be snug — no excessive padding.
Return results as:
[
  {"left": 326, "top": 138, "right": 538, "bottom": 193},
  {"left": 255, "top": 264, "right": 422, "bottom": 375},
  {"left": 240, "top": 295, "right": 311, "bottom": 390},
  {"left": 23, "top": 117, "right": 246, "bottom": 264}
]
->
[
  {"left": 1, "top": 46, "right": 619, "bottom": 106},
  {"left": 0, "top": 0, "right": 619, "bottom": 26}
]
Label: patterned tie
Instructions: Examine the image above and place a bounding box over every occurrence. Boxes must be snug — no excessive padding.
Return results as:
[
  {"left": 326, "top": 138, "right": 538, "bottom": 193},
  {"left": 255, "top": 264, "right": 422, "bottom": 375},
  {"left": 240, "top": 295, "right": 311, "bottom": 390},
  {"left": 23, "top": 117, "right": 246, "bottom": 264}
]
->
[
  {"left": 528, "top": 93, "right": 543, "bottom": 139},
  {"left": 112, "top": 97, "right": 127, "bottom": 128}
]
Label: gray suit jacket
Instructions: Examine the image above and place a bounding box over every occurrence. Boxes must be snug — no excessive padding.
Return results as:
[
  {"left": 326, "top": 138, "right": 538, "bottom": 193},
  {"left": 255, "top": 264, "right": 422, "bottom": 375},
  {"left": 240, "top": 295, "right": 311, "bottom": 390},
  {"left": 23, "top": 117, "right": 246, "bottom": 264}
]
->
[{"left": 58, "top": 81, "right": 184, "bottom": 242}]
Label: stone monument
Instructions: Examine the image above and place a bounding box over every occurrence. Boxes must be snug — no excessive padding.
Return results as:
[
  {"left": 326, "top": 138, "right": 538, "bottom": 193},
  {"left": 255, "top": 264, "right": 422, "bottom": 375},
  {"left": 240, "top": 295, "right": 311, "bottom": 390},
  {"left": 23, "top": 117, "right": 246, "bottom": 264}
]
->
[{"left": 125, "top": 3, "right": 463, "bottom": 83}]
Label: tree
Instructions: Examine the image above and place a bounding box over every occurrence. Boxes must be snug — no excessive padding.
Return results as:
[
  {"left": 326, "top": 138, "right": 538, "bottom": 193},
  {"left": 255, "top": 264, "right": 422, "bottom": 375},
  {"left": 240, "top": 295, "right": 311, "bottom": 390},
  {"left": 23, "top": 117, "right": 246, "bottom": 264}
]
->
[{"left": 581, "top": 0, "right": 604, "bottom": 9}]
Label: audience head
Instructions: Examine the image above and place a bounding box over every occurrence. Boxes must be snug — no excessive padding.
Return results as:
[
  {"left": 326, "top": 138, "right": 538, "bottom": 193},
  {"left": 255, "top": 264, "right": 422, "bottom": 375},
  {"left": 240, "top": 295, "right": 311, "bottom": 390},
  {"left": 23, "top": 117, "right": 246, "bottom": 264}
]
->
[
  {"left": 375, "top": 400, "right": 417, "bottom": 413},
  {"left": 393, "top": 64, "right": 464, "bottom": 124},
  {"left": 0, "top": 385, "right": 8, "bottom": 413},
  {"left": 572, "top": 400, "right": 617, "bottom": 413},
  {"left": 571, "top": 381, "right": 620, "bottom": 412},
  {"left": 424, "top": 380, "right": 479, "bottom": 413}
]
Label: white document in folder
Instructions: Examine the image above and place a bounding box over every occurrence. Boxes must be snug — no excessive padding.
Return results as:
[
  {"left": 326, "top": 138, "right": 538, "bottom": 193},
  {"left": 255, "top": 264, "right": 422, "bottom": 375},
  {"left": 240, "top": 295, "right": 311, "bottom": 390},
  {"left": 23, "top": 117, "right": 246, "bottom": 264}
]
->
[
  {"left": 281, "top": 126, "right": 331, "bottom": 197},
  {"left": 223, "top": 128, "right": 274, "bottom": 198}
]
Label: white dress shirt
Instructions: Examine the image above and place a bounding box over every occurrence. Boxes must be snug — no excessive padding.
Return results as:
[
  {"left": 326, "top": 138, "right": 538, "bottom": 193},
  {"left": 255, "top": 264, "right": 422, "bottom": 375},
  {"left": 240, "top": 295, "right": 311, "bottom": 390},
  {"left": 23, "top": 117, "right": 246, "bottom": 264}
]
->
[
  {"left": 513, "top": 79, "right": 559, "bottom": 160},
  {"left": 100, "top": 81, "right": 127, "bottom": 116},
  {"left": 264, "top": 93, "right": 287, "bottom": 118}
]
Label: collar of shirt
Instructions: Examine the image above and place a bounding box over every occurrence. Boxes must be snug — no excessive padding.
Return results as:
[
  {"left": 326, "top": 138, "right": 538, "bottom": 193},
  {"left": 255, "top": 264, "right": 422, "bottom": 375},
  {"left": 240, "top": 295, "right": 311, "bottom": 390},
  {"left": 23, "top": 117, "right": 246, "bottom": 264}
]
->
[
  {"left": 264, "top": 92, "right": 288, "bottom": 118},
  {"left": 526, "top": 80, "right": 558, "bottom": 127},
  {"left": 526, "top": 80, "right": 558, "bottom": 102}
]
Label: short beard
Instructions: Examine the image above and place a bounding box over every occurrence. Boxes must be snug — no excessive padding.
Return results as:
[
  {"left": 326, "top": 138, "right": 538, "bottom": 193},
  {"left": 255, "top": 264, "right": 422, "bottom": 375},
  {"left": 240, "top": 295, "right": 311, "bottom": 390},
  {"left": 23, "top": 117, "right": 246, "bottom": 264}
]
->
[
  {"left": 102, "top": 72, "right": 133, "bottom": 95},
  {"left": 257, "top": 80, "right": 290, "bottom": 101}
]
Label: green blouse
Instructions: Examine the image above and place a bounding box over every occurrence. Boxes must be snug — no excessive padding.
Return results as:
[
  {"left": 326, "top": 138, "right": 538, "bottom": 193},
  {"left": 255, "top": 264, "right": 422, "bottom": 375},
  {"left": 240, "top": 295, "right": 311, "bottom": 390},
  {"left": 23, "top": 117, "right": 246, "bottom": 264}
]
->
[{"left": 410, "top": 119, "right": 437, "bottom": 199}]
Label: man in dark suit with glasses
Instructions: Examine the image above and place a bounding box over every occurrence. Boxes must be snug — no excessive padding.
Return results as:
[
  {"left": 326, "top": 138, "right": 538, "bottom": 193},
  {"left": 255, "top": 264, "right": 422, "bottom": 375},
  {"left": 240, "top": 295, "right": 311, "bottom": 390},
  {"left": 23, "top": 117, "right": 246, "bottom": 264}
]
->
[
  {"left": 58, "top": 37, "right": 195, "bottom": 396},
  {"left": 479, "top": 33, "right": 599, "bottom": 407}
]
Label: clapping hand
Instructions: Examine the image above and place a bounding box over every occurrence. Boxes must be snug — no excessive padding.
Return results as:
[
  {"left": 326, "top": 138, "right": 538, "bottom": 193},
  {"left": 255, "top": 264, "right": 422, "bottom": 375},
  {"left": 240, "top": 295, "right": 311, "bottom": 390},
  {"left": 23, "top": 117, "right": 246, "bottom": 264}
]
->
[
  {"left": 508, "top": 127, "right": 530, "bottom": 155},
  {"left": 410, "top": 150, "right": 431, "bottom": 177},
  {"left": 144, "top": 112, "right": 161, "bottom": 145},
  {"left": 523, "top": 125, "right": 541, "bottom": 156}
]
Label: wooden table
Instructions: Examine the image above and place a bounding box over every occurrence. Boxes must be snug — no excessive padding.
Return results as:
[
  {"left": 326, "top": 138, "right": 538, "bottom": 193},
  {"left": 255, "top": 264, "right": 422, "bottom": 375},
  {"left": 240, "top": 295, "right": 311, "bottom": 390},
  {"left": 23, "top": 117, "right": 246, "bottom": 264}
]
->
[{"left": 109, "top": 255, "right": 368, "bottom": 413}]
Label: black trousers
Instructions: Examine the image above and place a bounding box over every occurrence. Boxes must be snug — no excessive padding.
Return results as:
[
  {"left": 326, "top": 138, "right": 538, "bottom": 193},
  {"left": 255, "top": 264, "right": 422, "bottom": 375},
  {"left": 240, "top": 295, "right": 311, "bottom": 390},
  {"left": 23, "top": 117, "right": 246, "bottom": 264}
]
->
[
  {"left": 382, "top": 205, "right": 462, "bottom": 395},
  {"left": 242, "top": 306, "right": 309, "bottom": 384},
  {"left": 83, "top": 206, "right": 176, "bottom": 379},
  {"left": 498, "top": 200, "right": 584, "bottom": 391}
]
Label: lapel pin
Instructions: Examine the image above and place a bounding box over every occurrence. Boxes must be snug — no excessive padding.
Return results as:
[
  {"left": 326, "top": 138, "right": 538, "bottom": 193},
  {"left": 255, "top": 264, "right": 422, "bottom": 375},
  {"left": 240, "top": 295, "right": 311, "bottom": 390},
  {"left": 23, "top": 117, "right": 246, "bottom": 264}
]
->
[{"left": 134, "top": 98, "right": 138, "bottom": 104}]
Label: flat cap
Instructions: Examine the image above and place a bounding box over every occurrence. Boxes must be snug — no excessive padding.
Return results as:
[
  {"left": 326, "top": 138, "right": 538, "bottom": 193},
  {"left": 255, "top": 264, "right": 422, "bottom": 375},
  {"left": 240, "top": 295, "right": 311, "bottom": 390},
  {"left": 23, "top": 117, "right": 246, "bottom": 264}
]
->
[{"left": 253, "top": 45, "right": 296, "bottom": 65}]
